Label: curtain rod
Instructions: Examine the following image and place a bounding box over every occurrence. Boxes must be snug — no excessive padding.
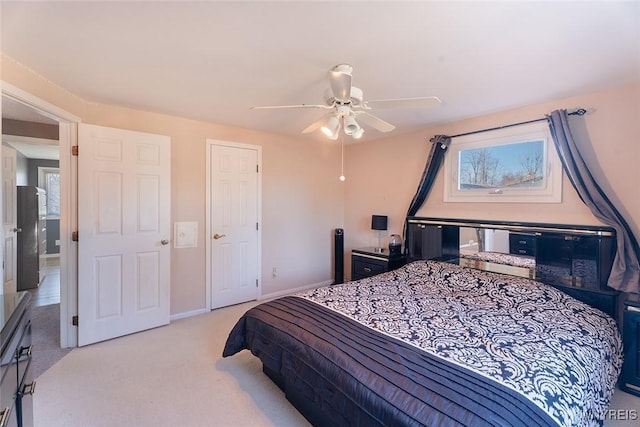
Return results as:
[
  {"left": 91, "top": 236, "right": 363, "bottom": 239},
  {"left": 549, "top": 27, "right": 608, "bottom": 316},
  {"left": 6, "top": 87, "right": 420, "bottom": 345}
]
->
[{"left": 445, "top": 108, "right": 587, "bottom": 140}]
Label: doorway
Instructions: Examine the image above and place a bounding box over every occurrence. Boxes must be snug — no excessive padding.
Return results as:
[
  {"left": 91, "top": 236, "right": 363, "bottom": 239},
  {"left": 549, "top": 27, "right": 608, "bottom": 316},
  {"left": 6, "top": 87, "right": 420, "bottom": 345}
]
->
[
  {"left": 2, "top": 98, "right": 60, "bottom": 305},
  {"left": 1, "top": 83, "right": 79, "bottom": 349}
]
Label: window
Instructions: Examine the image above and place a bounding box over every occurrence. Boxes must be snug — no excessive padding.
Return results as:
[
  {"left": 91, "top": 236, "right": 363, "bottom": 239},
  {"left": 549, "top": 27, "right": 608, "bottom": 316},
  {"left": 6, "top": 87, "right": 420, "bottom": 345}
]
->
[
  {"left": 38, "top": 167, "right": 60, "bottom": 218},
  {"left": 443, "top": 121, "right": 562, "bottom": 203}
]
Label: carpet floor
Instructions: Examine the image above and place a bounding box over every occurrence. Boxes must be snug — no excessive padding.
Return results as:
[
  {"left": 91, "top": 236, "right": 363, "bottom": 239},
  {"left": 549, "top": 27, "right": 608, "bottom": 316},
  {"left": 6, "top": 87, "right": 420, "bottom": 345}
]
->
[
  {"left": 33, "top": 300, "right": 310, "bottom": 427},
  {"left": 30, "top": 303, "right": 73, "bottom": 379},
  {"left": 33, "top": 300, "right": 640, "bottom": 426}
]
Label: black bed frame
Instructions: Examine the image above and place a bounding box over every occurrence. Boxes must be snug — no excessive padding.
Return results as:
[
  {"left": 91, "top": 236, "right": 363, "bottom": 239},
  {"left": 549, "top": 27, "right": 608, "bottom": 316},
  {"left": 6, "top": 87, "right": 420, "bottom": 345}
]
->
[
  {"left": 267, "top": 217, "right": 621, "bottom": 426},
  {"left": 263, "top": 365, "right": 339, "bottom": 426}
]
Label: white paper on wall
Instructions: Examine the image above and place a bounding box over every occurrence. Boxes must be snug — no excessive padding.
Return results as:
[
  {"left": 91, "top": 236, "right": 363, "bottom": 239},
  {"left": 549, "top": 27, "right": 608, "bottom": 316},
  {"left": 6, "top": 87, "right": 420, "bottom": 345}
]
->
[{"left": 174, "top": 221, "right": 198, "bottom": 248}]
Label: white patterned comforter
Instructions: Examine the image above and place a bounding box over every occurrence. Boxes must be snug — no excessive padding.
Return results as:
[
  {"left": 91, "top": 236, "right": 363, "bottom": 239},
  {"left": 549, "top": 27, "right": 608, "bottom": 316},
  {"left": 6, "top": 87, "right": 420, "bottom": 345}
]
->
[{"left": 297, "top": 260, "right": 623, "bottom": 427}]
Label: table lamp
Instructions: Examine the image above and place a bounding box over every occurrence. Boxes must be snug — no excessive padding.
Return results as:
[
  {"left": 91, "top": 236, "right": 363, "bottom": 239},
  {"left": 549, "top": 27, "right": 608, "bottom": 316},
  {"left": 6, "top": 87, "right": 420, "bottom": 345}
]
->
[{"left": 371, "top": 215, "right": 388, "bottom": 253}]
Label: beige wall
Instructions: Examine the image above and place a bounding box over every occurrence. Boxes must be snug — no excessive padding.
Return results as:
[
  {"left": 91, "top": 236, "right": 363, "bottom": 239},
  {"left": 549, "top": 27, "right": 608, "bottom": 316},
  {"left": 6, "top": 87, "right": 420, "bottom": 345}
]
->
[
  {"left": 4, "top": 54, "right": 638, "bottom": 308},
  {"left": 344, "top": 83, "right": 640, "bottom": 279},
  {"left": 2, "top": 55, "right": 345, "bottom": 315}
]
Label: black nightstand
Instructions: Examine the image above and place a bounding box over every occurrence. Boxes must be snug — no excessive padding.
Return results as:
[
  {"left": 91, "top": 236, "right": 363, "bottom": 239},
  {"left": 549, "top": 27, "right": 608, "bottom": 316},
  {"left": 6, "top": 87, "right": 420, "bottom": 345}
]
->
[
  {"left": 622, "top": 300, "right": 640, "bottom": 397},
  {"left": 351, "top": 247, "right": 406, "bottom": 281}
]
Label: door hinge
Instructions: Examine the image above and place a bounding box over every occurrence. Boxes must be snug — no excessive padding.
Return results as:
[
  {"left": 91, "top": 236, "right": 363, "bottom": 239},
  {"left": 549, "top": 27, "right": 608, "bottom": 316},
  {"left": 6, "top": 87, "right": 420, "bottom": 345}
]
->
[
  {"left": 256, "top": 222, "right": 259, "bottom": 231},
  {"left": 72, "top": 146, "right": 79, "bottom": 156},
  {"left": 256, "top": 164, "right": 259, "bottom": 173},
  {"left": 256, "top": 279, "right": 258, "bottom": 288},
  {"left": 72, "top": 231, "right": 79, "bottom": 241},
  {"left": 72, "top": 315, "right": 78, "bottom": 326}
]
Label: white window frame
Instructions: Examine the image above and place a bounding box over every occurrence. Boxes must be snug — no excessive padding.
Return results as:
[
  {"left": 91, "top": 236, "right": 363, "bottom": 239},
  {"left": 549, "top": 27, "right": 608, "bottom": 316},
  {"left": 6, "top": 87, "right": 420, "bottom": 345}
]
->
[
  {"left": 443, "top": 121, "right": 562, "bottom": 203},
  {"left": 37, "top": 166, "right": 61, "bottom": 219}
]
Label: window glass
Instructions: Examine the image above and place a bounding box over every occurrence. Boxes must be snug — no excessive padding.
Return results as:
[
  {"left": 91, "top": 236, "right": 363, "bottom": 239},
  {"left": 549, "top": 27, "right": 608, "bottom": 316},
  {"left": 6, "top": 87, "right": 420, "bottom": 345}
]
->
[
  {"left": 459, "top": 140, "right": 545, "bottom": 190},
  {"left": 38, "top": 167, "right": 60, "bottom": 218},
  {"left": 443, "top": 122, "right": 562, "bottom": 203}
]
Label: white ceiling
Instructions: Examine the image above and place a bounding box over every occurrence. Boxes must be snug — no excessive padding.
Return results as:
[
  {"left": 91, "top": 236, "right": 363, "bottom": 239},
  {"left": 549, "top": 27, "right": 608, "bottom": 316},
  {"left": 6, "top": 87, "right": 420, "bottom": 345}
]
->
[
  {"left": 2, "top": 96, "right": 59, "bottom": 159},
  {"left": 1, "top": 1, "right": 639, "bottom": 143},
  {"left": 2, "top": 96, "right": 58, "bottom": 125},
  {"left": 3, "top": 139, "right": 60, "bottom": 161}
]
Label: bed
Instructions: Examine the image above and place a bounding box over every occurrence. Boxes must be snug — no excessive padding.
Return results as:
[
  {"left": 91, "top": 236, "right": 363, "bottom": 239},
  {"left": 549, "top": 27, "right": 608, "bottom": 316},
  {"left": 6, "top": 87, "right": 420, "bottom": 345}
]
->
[{"left": 223, "top": 257, "right": 623, "bottom": 426}]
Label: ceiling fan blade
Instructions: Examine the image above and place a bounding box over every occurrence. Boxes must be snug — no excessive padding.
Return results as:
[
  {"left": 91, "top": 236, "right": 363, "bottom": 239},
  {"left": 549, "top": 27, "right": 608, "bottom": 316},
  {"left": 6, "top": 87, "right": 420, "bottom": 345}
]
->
[
  {"left": 251, "top": 104, "right": 330, "bottom": 110},
  {"left": 363, "top": 96, "right": 442, "bottom": 110},
  {"left": 328, "top": 64, "right": 352, "bottom": 102},
  {"left": 354, "top": 112, "right": 396, "bottom": 133},
  {"left": 301, "top": 114, "right": 332, "bottom": 134}
]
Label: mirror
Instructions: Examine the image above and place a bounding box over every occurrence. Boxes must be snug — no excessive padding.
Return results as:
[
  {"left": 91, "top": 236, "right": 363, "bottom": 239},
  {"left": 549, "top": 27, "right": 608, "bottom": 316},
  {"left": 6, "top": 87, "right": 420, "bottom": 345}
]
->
[
  {"left": 407, "top": 217, "right": 617, "bottom": 296},
  {"left": 457, "top": 227, "right": 536, "bottom": 278}
]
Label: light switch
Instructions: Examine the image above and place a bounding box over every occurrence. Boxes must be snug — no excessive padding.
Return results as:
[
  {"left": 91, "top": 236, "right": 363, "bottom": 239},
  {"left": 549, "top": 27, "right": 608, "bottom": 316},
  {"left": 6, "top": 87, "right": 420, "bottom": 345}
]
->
[{"left": 174, "top": 222, "right": 198, "bottom": 248}]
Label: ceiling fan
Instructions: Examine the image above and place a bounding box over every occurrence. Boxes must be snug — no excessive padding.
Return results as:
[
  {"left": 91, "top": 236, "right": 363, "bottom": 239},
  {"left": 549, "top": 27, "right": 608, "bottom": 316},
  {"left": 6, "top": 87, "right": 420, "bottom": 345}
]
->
[{"left": 251, "top": 64, "right": 442, "bottom": 140}]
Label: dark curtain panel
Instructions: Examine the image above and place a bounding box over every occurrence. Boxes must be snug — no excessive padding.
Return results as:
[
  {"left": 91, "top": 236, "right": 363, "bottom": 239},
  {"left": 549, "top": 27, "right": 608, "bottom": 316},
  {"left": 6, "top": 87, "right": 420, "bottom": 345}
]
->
[
  {"left": 548, "top": 109, "right": 640, "bottom": 293},
  {"left": 403, "top": 135, "right": 452, "bottom": 246}
]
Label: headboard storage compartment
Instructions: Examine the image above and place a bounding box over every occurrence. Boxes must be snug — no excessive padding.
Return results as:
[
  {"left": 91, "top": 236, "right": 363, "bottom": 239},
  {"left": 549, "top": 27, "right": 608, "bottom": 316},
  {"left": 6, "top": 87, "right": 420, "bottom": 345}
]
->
[
  {"left": 536, "top": 232, "right": 615, "bottom": 289},
  {"left": 406, "top": 217, "right": 619, "bottom": 320}
]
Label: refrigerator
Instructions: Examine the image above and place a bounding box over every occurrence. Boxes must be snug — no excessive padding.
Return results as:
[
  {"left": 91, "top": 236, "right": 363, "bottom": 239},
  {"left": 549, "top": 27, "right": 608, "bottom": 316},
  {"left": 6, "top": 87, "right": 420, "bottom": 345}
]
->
[{"left": 17, "top": 186, "right": 47, "bottom": 291}]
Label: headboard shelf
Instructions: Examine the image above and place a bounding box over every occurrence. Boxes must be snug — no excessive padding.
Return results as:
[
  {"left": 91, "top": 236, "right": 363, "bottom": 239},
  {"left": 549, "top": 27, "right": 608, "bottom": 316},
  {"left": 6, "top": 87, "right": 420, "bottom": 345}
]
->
[{"left": 407, "top": 217, "right": 615, "bottom": 237}]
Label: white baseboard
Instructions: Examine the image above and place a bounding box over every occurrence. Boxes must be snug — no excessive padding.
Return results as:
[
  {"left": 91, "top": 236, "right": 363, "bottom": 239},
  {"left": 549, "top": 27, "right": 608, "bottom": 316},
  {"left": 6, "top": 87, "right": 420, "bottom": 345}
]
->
[
  {"left": 171, "top": 279, "right": 332, "bottom": 321},
  {"left": 170, "top": 308, "right": 207, "bottom": 321},
  {"left": 260, "top": 279, "right": 332, "bottom": 301}
]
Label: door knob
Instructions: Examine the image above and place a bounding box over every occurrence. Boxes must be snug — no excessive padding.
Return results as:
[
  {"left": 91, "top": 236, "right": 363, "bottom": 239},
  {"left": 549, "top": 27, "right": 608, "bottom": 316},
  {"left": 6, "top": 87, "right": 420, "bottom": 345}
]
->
[
  {"left": 12, "top": 227, "right": 22, "bottom": 233},
  {"left": 213, "top": 233, "right": 226, "bottom": 240},
  {"left": 161, "top": 239, "right": 169, "bottom": 245}
]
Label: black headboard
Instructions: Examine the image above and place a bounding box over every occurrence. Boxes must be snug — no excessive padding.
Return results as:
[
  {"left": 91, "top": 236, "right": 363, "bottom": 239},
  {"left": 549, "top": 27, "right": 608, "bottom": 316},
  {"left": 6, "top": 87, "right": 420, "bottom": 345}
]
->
[{"left": 406, "top": 217, "right": 621, "bottom": 322}]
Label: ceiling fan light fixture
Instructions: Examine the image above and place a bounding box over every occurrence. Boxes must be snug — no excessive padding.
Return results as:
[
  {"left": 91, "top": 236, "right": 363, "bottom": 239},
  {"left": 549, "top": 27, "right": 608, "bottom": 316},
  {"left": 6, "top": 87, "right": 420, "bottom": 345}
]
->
[
  {"left": 343, "top": 115, "right": 360, "bottom": 135},
  {"left": 352, "top": 128, "right": 364, "bottom": 139},
  {"left": 321, "top": 115, "right": 340, "bottom": 138}
]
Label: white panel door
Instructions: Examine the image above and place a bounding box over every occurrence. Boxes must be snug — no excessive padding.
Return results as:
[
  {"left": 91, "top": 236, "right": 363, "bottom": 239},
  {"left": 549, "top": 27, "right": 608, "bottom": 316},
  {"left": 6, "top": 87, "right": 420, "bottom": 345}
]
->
[
  {"left": 210, "top": 143, "right": 259, "bottom": 309},
  {"left": 78, "top": 124, "right": 170, "bottom": 346},
  {"left": 2, "top": 146, "right": 18, "bottom": 294}
]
